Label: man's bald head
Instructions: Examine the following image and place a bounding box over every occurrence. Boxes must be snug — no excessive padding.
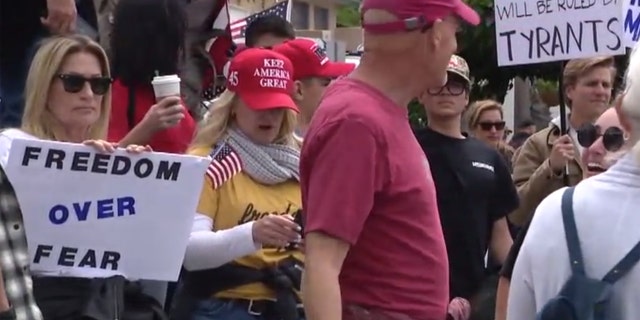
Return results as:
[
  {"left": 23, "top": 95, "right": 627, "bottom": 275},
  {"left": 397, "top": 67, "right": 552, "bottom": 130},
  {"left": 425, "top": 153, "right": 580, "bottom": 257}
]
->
[
  {"left": 361, "top": 9, "right": 419, "bottom": 54},
  {"left": 359, "top": 0, "right": 480, "bottom": 85}
]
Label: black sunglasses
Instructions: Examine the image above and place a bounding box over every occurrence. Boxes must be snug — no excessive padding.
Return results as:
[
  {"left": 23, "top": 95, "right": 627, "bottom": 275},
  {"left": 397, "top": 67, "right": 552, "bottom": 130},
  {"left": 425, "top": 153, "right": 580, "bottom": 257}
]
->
[
  {"left": 577, "top": 123, "right": 625, "bottom": 152},
  {"left": 428, "top": 81, "right": 468, "bottom": 96},
  {"left": 477, "top": 121, "right": 506, "bottom": 131},
  {"left": 56, "top": 74, "right": 112, "bottom": 95}
]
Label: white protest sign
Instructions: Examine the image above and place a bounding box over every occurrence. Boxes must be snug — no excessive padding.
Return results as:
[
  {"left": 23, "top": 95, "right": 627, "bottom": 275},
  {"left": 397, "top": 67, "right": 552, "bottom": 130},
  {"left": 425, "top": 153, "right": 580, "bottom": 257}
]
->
[
  {"left": 494, "top": 0, "right": 625, "bottom": 66},
  {"left": 624, "top": 0, "right": 640, "bottom": 47},
  {"left": 5, "top": 139, "right": 209, "bottom": 281}
]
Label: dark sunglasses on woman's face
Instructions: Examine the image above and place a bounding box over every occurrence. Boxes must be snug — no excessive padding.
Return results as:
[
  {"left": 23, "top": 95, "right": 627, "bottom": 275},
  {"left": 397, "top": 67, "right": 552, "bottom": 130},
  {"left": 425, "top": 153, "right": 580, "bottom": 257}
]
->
[
  {"left": 477, "top": 121, "right": 506, "bottom": 131},
  {"left": 577, "top": 123, "right": 625, "bottom": 152},
  {"left": 56, "top": 74, "right": 113, "bottom": 95}
]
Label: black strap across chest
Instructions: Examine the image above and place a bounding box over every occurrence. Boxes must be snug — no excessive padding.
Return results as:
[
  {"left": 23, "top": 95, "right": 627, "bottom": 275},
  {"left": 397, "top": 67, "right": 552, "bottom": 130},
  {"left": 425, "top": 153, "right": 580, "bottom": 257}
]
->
[{"left": 561, "top": 187, "right": 640, "bottom": 283}]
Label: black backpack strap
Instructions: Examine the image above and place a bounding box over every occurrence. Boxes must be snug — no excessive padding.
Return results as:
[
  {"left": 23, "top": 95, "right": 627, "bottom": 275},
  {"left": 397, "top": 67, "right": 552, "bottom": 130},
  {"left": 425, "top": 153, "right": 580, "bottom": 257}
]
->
[
  {"left": 561, "top": 187, "right": 586, "bottom": 275},
  {"left": 602, "top": 235, "right": 640, "bottom": 283},
  {"left": 127, "top": 87, "right": 136, "bottom": 131}
]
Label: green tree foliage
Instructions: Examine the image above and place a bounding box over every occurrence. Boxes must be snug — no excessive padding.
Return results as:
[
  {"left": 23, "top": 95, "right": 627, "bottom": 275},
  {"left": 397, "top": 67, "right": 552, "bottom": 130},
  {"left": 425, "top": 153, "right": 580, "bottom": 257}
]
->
[
  {"left": 336, "top": 3, "right": 360, "bottom": 27},
  {"left": 408, "top": 99, "right": 427, "bottom": 128}
]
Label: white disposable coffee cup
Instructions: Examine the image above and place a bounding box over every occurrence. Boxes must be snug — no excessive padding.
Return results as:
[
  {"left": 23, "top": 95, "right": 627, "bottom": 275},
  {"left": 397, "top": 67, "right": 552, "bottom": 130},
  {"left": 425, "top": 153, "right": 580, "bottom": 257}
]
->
[{"left": 151, "top": 75, "right": 181, "bottom": 101}]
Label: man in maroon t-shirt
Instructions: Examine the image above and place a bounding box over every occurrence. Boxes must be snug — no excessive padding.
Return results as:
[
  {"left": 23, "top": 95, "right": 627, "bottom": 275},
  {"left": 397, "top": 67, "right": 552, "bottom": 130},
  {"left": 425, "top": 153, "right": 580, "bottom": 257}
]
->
[{"left": 300, "top": 0, "right": 480, "bottom": 320}]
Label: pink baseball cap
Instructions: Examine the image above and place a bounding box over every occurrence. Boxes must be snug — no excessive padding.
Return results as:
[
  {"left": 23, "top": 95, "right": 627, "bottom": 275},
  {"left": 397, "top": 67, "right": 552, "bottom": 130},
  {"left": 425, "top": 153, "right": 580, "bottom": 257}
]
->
[
  {"left": 272, "top": 39, "right": 355, "bottom": 80},
  {"left": 361, "top": 0, "right": 480, "bottom": 34},
  {"left": 226, "top": 48, "right": 298, "bottom": 112}
]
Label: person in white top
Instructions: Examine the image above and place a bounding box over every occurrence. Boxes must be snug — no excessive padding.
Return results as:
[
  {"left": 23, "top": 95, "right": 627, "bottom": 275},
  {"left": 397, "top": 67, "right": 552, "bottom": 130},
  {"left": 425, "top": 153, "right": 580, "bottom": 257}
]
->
[
  {"left": 1, "top": 34, "right": 158, "bottom": 319},
  {"left": 507, "top": 46, "right": 640, "bottom": 319},
  {"left": 495, "top": 105, "right": 624, "bottom": 320}
]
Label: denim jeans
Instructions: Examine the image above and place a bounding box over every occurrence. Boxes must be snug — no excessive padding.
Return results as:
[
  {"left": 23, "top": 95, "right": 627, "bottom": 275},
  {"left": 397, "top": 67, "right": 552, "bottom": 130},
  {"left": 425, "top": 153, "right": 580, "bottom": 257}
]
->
[{"left": 191, "top": 298, "right": 305, "bottom": 320}]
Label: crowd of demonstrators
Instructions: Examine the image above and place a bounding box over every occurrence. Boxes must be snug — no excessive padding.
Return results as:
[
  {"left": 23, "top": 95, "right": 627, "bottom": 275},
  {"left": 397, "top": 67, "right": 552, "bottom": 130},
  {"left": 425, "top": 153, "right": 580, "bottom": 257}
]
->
[
  {"left": 5, "top": 0, "right": 640, "bottom": 320},
  {"left": 508, "top": 57, "right": 615, "bottom": 227}
]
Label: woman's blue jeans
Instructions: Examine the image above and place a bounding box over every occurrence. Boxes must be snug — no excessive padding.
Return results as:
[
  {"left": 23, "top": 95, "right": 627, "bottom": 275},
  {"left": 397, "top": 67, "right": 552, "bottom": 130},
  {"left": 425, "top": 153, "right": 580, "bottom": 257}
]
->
[{"left": 191, "top": 298, "right": 305, "bottom": 320}]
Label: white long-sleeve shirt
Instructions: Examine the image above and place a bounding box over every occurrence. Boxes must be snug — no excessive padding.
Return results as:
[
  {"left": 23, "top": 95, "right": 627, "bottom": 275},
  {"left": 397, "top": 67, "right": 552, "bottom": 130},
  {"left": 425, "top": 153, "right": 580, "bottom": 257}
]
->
[
  {"left": 183, "top": 213, "right": 261, "bottom": 271},
  {"left": 507, "top": 153, "right": 640, "bottom": 320},
  {"left": 0, "top": 129, "right": 37, "bottom": 168}
]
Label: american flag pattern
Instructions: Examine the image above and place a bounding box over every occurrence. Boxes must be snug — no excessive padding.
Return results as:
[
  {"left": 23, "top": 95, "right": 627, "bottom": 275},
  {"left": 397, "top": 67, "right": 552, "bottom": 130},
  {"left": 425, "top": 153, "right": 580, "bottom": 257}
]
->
[
  {"left": 202, "top": 0, "right": 233, "bottom": 101},
  {"left": 206, "top": 143, "right": 243, "bottom": 189},
  {"left": 230, "top": 1, "right": 289, "bottom": 40},
  {"left": 203, "top": 83, "right": 227, "bottom": 101}
]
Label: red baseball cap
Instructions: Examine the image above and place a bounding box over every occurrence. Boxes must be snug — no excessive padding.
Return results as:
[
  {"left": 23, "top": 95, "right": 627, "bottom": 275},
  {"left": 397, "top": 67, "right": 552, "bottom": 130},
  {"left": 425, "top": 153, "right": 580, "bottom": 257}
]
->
[
  {"left": 226, "top": 48, "right": 298, "bottom": 112},
  {"left": 272, "top": 39, "right": 356, "bottom": 80},
  {"left": 361, "top": 0, "right": 480, "bottom": 34}
]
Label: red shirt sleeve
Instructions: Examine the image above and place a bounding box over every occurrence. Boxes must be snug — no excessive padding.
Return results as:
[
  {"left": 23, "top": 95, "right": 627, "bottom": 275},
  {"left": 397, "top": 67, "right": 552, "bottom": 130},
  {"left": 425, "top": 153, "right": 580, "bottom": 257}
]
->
[
  {"left": 107, "top": 83, "right": 132, "bottom": 143},
  {"left": 301, "top": 119, "right": 386, "bottom": 245}
]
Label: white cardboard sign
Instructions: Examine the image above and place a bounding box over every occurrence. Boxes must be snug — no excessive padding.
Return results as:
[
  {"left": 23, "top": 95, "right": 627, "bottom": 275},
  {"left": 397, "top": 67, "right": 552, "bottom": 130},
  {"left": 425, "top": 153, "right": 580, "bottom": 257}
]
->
[
  {"left": 624, "top": 0, "right": 640, "bottom": 47},
  {"left": 494, "top": 0, "right": 625, "bottom": 66},
  {"left": 5, "top": 139, "right": 209, "bottom": 281}
]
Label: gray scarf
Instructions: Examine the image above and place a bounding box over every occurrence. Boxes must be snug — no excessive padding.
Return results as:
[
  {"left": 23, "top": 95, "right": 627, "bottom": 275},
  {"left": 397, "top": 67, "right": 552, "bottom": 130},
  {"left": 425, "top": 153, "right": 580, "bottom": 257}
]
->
[{"left": 226, "top": 128, "right": 300, "bottom": 185}]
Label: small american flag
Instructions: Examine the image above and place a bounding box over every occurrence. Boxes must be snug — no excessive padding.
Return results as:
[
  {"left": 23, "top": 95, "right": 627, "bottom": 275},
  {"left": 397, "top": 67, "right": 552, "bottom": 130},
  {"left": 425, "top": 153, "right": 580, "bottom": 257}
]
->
[
  {"left": 206, "top": 144, "right": 243, "bottom": 189},
  {"left": 230, "top": 1, "right": 291, "bottom": 40}
]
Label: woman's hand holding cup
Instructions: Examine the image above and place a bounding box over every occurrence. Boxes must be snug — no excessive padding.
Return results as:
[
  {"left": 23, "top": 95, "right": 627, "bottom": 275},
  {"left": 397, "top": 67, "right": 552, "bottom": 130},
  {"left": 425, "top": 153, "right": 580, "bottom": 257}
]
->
[
  {"left": 141, "top": 96, "right": 185, "bottom": 132},
  {"left": 147, "top": 74, "right": 184, "bottom": 131}
]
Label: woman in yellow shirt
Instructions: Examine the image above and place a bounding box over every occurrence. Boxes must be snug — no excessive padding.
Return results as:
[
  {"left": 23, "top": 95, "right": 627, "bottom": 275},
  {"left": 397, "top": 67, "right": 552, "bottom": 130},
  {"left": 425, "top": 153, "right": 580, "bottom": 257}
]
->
[{"left": 174, "top": 48, "right": 304, "bottom": 320}]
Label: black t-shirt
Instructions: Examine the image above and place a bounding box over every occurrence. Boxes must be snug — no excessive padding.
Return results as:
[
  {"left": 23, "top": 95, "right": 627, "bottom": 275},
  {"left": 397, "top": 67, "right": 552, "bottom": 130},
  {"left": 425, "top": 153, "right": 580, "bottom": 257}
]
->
[
  {"left": 0, "top": 0, "right": 47, "bottom": 63},
  {"left": 415, "top": 128, "right": 519, "bottom": 300},
  {"left": 0, "top": 0, "right": 97, "bottom": 65}
]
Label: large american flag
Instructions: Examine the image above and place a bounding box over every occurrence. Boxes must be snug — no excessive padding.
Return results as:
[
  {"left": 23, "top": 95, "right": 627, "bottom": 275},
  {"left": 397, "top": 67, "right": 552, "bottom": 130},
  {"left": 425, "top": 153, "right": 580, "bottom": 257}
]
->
[
  {"left": 202, "top": 0, "right": 291, "bottom": 101},
  {"left": 206, "top": 144, "right": 243, "bottom": 189},
  {"left": 230, "top": 1, "right": 291, "bottom": 41}
]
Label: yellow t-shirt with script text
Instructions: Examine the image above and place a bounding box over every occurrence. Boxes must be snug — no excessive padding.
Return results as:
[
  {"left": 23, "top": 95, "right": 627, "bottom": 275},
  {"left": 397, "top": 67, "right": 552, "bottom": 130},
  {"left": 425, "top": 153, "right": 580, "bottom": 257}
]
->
[{"left": 190, "top": 147, "right": 304, "bottom": 301}]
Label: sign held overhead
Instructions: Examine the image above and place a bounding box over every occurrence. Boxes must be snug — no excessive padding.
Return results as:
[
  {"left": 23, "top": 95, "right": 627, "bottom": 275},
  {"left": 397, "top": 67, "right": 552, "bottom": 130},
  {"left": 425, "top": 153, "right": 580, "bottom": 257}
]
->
[
  {"left": 494, "top": 0, "right": 625, "bottom": 66},
  {"left": 624, "top": 0, "right": 640, "bottom": 47}
]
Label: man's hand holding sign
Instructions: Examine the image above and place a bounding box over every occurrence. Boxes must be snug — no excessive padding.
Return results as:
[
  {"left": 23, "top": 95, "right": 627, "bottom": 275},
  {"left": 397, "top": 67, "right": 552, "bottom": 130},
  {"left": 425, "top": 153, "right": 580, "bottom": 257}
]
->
[{"left": 5, "top": 139, "right": 209, "bottom": 281}]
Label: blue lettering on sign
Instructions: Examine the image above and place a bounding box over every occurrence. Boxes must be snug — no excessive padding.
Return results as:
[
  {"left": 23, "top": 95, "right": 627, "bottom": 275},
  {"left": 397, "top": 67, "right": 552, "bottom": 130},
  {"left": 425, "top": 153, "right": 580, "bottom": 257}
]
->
[
  {"left": 48, "top": 197, "right": 136, "bottom": 225},
  {"left": 625, "top": 9, "right": 640, "bottom": 42}
]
